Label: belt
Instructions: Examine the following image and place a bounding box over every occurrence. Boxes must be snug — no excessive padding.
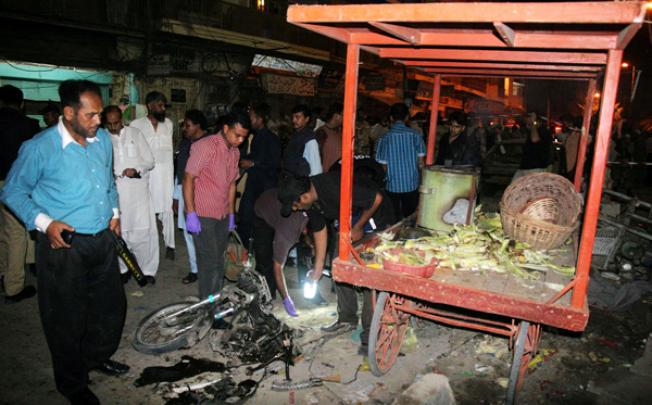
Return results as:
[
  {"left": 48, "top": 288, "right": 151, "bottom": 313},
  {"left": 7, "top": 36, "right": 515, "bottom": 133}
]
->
[{"left": 75, "top": 229, "right": 108, "bottom": 238}]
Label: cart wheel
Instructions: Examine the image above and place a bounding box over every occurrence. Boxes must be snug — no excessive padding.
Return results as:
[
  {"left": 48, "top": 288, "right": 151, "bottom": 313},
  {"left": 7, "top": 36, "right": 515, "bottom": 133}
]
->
[
  {"left": 506, "top": 321, "right": 541, "bottom": 405},
  {"left": 368, "top": 292, "right": 411, "bottom": 376}
]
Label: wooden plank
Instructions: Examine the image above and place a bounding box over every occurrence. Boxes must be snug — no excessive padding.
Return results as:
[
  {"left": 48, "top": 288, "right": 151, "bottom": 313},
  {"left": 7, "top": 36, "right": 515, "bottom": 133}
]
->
[
  {"left": 333, "top": 260, "right": 589, "bottom": 331},
  {"left": 376, "top": 48, "right": 607, "bottom": 65},
  {"left": 287, "top": 2, "right": 647, "bottom": 25},
  {"left": 400, "top": 61, "right": 603, "bottom": 72}
]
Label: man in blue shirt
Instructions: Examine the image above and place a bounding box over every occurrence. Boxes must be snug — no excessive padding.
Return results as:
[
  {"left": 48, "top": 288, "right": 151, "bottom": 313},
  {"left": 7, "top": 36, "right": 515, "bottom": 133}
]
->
[
  {"left": 375, "top": 103, "right": 426, "bottom": 219},
  {"left": 0, "top": 80, "right": 128, "bottom": 405}
]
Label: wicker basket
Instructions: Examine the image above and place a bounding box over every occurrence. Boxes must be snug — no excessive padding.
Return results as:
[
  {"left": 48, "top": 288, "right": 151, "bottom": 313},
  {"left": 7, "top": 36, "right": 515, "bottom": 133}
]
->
[{"left": 500, "top": 173, "right": 582, "bottom": 250}]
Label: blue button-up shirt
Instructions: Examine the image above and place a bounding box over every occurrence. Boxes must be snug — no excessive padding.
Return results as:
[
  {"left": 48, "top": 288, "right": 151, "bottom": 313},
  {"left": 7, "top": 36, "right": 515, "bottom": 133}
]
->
[
  {"left": 375, "top": 121, "right": 426, "bottom": 193},
  {"left": 0, "top": 120, "right": 118, "bottom": 234}
]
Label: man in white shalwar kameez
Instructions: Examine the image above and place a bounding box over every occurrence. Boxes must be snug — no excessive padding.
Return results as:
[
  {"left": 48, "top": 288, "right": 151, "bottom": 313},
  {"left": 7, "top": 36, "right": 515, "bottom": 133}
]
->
[
  {"left": 104, "top": 106, "right": 159, "bottom": 283},
  {"left": 130, "top": 91, "right": 176, "bottom": 262}
]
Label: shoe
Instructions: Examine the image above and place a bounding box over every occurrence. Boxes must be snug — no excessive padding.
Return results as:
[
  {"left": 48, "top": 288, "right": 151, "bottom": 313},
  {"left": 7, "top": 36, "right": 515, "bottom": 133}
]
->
[
  {"left": 94, "top": 359, "right": 130, "bottom": 376},
  {"left": 120, "top": 272, "right": 131, "bottom": 284},
  {"left": 67, "top": 387, "right": 100, "bottom": 405},
  {"left": 283, "top": 297, "right": 298, "bottom": 317},
  {"left": 5, "top": 285, "right": 37, "bottom": 303},
  {"left": 166, "top": 247, "right": 175, "bottom": 260},
  {"left": 144, "top": 276, "right": 156, "bottom": 286},
  {"left": 212, "top": 318, "right": 231, "bottom": 330},
  {"left": 358, "top": 345, "right": 369, "bottom": 357},
  {"left": 320, "top": 319, "right": 356, "bottom": 333},
  {"left": 182, "top": 273, "right": 198, "bottom": 284}
]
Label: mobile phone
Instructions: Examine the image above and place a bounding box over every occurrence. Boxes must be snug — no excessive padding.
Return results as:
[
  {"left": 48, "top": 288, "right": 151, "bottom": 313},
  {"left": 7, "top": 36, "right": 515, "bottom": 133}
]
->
[{"left": 61, "top": 229, "right": 75, "bottom": 244}]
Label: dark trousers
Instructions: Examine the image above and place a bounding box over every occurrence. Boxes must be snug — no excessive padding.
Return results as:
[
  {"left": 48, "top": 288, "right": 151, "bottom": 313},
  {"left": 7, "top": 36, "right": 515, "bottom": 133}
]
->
[
  {"left": 331, "top": 231, "right": 373, "bottom": 347},
  {"left": 387, "top": 190, "right": 419, "bottom": 219},
  {"left": 336, "top": 283, "right": 373, "bottom": 347},
  {"left": 193, "top": 217, "right": 229, "bottom": 299},
  {"left": 36, "top": 230, "right": 126, "bottom": 398},
  {"left": 252, "top": 216, "right": 278, "bottom": 298}
]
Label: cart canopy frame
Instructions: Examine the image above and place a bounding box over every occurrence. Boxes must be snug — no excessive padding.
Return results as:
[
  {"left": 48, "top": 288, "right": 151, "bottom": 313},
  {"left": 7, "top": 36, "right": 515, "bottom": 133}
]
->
[{"left": 287, "top": 1, "right": 648, "bottom": 309}]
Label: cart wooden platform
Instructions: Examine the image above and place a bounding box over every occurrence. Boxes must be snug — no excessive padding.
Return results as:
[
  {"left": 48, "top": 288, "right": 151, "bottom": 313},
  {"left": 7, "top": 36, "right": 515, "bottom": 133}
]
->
[{"left": 287, "top": 2, "right": 649, "bottom": 403}]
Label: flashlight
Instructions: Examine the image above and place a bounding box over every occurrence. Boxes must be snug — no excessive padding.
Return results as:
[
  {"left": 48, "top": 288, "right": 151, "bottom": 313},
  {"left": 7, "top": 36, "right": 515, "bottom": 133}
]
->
[{"left": 303, "top": 270, "right": 318, "bottom": 299}]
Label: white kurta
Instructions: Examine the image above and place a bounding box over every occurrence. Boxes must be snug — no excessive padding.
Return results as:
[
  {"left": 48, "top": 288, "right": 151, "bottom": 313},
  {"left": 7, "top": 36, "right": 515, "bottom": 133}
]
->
[
  {"left": 130, "top": 116, "right": 174, "bottom": 213},
  {"left": 130, "top": 116, "right": 176, "bottom": 249},
  {"left": 111, "top": 126, "right": 160, "bottom": 276}
]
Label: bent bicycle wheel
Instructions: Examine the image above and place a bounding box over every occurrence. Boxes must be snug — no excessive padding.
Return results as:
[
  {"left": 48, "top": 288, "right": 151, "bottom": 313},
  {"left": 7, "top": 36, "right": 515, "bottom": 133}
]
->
[
  {"left": 368, "top": 292, "right": 411, "bottom": 376},
  {"left": 132, "top": 301, "right": 212, "bottom": 355}
]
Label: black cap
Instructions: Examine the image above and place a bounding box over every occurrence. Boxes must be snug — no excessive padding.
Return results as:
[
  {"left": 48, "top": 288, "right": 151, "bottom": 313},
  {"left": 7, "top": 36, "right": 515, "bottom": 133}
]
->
[{"left": 278, "top": 174, "right": 310, "bottom": 217}]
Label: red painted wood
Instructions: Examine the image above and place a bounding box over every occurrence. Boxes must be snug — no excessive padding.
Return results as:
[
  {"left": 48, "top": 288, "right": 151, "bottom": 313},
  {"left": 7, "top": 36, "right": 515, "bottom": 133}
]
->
[
  {"left": 401, "top": 60, "right": 602, "bottom": 72},
  {"left": 574, "top": 79, "right": 597, "bottom": 191},
  {"left": 377, "top": 48, "right": 607, "bottom": 64},
  {"left": 426, "top": 75, "right": 441, "bottom": 165},
  {"left": 287, "top": 2, "right": 646, "bottom": 25},
  {"left": 338, "top": 44, "right": 360, "bottom": 260},
  {"left": 424, "top": 68, "right": 596, "bottom": 78},
  {"left": 332, "top": 260, "right": 589, "bottom": 331},
  {"left": 572, "top": 50, "right": 623, "bottom": 308}
]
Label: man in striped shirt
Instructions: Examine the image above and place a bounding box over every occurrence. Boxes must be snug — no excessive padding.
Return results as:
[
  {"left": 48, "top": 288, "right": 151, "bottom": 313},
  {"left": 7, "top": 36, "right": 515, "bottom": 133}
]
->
[
  {"left": 375, "top": 103, "right": 426, "bottom": 219},
  {"left": 182, "top": 112, "right": 251, "bottom": 309}
]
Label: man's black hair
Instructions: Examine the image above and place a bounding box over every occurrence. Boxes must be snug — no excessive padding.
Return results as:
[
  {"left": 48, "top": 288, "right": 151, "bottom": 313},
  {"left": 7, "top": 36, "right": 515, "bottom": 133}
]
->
[
  {"left": 59, "top": 80, "right": 102, "bottom": 109},
  {"left": 223, "top": 111, "right": 252, "bottom": 131},
  {"left": 278, "top": 174, "right": 311, "bottom": 217},
  {"left": 448, "top": 111, "right": 469, "bottom": 127},
  {"left": 101, "top": 105, "right": 122, "bottom": 123},
  {"left": 249, "top": 102, "right": 270, "bottom": 122},
  {"left": 291, "top": 104, "right": 311, "bottom": 119},
  {"left": 0, "top": 85, "right": 24, "bottom": 107},
  {"left": 145, "top": 91, "right": 167, "bottom": 105},
  {"left": 389, "top": 103, "right": 409, "bottom": 122},
  {"left": 185, "top": 109, "right": 208, "bottom": 130},
  {"left": 324, "top": 102, "right": 343, "bottom": 122}
]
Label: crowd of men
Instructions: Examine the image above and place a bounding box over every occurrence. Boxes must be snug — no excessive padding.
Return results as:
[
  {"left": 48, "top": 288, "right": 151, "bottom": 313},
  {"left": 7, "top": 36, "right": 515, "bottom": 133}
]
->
[{"left": 0, "top": 78, "right": 563, "bottom": 404}]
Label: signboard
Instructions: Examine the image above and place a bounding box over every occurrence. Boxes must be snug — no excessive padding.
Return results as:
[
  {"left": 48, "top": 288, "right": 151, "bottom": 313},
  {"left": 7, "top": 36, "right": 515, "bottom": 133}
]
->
[{"left": 261, "top": 73, "right": 316, "bottom": 96}]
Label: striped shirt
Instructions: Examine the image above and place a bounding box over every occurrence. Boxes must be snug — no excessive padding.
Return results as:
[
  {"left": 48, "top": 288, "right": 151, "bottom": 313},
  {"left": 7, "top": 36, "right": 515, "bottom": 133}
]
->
[
  {"left": 375, "top": 121, "right": 426, "bottom": 193},
  {"left": 185, "top": 133, "right": 240, "bottom": 219}
]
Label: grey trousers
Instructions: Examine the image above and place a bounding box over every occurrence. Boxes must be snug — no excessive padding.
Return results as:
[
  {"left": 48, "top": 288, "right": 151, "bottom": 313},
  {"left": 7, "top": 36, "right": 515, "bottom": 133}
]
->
[{"left": 192, "top": 217, "right": 229, "bottom": 299}]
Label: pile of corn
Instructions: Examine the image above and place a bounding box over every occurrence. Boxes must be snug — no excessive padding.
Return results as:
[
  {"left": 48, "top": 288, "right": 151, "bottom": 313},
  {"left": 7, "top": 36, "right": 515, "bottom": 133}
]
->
[{"left": 371, "top": 210, "right": 575, "bottom": 280}]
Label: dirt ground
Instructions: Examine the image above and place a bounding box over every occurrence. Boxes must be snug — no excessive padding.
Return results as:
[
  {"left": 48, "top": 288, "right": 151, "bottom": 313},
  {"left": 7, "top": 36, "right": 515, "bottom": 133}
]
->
[{"left": 1, "top": 227, "right": 651, "bottom": 405}]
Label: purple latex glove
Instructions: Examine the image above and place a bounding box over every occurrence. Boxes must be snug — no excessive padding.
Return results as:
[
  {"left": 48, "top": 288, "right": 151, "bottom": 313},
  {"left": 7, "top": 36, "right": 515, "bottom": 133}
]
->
[
  {"left": 283, "top": 297, "right": 298, "bottom": 317},
  {"left": 228, "top": 213, "right": 236, "bottom": 231},
  {"left": 186, "top": 212, "right": 201, "bottom": 234}
]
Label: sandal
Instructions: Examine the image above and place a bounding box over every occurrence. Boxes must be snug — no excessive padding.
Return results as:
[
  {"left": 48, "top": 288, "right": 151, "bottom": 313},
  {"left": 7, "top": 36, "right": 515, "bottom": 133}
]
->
[{"left": 182, "top": 273, "right": 198, "bottom": 284}]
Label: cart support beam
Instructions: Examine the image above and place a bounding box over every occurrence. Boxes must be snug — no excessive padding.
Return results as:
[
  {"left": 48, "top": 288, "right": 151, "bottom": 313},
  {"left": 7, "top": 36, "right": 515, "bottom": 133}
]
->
[
  {"left": 426, "top": 74, "right": 441, "bottom": 166},
  {"left": 574, "top": 78, "right": 597, "bottom": 191},
  {"left": 338, "top": 44, "right": 360, "bottom": 261},
  {"left": 572, "top": 50, "right": 623, "bottom": 308}
]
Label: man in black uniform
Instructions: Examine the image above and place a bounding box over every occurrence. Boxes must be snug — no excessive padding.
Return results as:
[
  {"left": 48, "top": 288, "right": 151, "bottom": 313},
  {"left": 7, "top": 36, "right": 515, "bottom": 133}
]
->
[{"left": 278, "top": 172, "right": 395, "bottom": 355}]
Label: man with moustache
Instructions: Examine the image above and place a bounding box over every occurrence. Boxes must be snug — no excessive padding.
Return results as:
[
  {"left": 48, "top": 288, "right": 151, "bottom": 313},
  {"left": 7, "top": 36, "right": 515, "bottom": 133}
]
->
[
  {"left": 183, "top": 112, "right": 251, "bottom": 321},
  {"left": 0, "top": 80, "right": 128, "bottom": 404},
  {"left": 130, "top": 91, "right": 176, "bottom": 267},
  {"left": 103, "top": 105, "right": 158, "bottom": 284}
]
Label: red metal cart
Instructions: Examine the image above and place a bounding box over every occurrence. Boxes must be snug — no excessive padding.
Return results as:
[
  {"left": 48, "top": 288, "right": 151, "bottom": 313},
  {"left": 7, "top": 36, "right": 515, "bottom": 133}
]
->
[{"left": 287, "top": 2, "right": 649, "bottom": 402}]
